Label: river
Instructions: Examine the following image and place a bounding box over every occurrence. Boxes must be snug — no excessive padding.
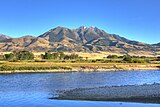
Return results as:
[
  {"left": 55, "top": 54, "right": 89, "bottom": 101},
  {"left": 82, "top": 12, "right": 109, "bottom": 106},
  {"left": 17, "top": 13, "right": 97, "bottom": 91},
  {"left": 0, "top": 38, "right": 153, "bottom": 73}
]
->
[{"left": 0, "top": 70, "right": 160, "bottom": 107}]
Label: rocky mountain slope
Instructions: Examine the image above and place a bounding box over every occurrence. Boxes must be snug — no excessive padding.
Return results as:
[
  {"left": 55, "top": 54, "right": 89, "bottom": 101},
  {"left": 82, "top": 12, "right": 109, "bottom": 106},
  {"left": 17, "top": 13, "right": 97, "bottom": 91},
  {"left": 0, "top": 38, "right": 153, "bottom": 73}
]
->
[
  {"left": 0, "top": 26, "right": 159, "bottom": 53},
  {"left": 0, "top": 34, "right": 11, "bottom": 42}
]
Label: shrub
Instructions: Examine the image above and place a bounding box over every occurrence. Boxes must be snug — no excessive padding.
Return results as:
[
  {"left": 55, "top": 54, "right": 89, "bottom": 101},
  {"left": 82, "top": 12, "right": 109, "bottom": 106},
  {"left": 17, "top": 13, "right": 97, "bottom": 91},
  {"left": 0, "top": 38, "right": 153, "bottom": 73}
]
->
[
  {"left": 71, "top": 61, "right": 76, "bottom": 63},
  {"left": 157, "top": 56, "right": 160, "bottom": 61},
  {"left": 34, "top": 60, "right": 46, "bottom": 62},
  {"left": 4, "top": 53, "right": 16, "bottom": 61},
  {"left": 107, "top": 55, "right": 118, "bottom": 59},
  {"left": 123, "top": 55, "right": 132, "bottom": 63},
  {"left": 91, "top": 60, "right": 96, "bottom": 63},
  {"left": 140, "top": 56, "right": 146, "bottom": 58},
  {"left": 132, "top": 59, "right": 145, "bottom": 63}
]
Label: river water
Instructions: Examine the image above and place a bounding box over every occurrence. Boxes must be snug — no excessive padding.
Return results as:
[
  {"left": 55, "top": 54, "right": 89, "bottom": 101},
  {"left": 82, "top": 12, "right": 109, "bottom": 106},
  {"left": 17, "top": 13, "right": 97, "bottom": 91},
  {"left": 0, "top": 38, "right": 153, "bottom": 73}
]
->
[{"left": 0, "top": 70, "right": 160, "bottom": 107}]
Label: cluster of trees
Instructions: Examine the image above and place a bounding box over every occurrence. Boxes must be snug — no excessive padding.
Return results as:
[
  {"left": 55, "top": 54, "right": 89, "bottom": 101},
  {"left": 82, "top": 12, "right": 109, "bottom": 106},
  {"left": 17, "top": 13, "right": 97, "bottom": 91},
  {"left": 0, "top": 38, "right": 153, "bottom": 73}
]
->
[
  {"left": 107, "top": 55, "right": 147, "bottom": 59},
  {"left": 41, "top": 52, "right": 80, "bottom": 60},
  {"left": 122, "top": 55, "right": 147, "bottom": 63},
  {"left": 4, "top": 51, "right": 81, "bottom": 61},
  {"left": 107, "top": 55, "right": 118, "bottom": 59},
  {"left": 4, "top": 51, "right": 34, "bottom": 61},
  {"left": 106, "top": 55, "right": 147, "bottom": 63},
  {"left": 3, "top": 50, "right": 160, "bottom": 64}
]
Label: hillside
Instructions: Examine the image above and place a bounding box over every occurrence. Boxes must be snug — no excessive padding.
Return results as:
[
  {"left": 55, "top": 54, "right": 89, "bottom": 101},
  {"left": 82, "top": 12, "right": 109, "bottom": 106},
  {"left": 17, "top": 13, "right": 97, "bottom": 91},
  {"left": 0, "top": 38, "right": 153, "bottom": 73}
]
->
[
  {"left": 0, "top": 26, "right": 159, "bottom": 54},
  {"left": 0, "top": 34, "right": 11, "bottom": 42}
]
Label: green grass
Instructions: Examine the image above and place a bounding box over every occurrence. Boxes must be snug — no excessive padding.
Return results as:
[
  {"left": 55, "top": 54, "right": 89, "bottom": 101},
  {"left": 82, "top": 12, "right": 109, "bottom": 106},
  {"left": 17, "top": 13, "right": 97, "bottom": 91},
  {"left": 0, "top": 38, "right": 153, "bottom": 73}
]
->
[
  {"left": 0, "top": 65, "right": 72, "bottom": 71},
  {"left": 0, "top": 59, "right": 160, "bottom": 72}
]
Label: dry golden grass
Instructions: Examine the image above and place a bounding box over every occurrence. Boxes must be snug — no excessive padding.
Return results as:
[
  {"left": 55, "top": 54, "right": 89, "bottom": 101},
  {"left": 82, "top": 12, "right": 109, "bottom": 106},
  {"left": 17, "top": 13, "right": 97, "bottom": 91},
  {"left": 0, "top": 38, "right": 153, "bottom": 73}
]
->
[
  {"left": 1, "top": 51, "right": 157, "bottom": 60},
  {"left": 0, "top": 59, "right": 159, "bottom": 73},
  {"left": 1, "top": 61, "right": 159, "bottom": 70},
  {"left": 64, "top": 52, "right": 122, "bottom": 60}
]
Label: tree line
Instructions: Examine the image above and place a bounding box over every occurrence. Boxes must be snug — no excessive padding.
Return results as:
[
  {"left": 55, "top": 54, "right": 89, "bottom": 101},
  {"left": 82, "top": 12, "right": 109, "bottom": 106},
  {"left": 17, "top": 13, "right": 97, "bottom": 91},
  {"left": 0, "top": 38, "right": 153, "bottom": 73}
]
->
[
  {"left": 106, "top": 55, "right": 160, "bottom": 63},
  {"left": 3, "top": 51, "right": 81, "bottom": 61},
  {"left": 41, "top": 52, "right": 81, "bottom": 60},
  {"left": 2, "top": 51, "right": 160, "bottom": 63},
  {"left": 4, "top": 51, "right": 34, "bottom": 61}
]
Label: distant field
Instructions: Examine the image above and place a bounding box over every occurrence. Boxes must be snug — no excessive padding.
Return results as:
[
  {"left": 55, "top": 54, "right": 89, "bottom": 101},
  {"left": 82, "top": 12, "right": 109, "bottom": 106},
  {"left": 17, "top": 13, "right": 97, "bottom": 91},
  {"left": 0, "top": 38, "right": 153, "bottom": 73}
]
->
[
  {"left": 0, "top": 51, "right": 158, "bottom": 60},
  {"left": 0, "top": 61, "right": 159, "bottom": 70},
  {"left": 32, "top": 51, "right": 159, "bottom": 59},
  {"left": 31, "top": 51, "right": 157, "bottom": 60}
]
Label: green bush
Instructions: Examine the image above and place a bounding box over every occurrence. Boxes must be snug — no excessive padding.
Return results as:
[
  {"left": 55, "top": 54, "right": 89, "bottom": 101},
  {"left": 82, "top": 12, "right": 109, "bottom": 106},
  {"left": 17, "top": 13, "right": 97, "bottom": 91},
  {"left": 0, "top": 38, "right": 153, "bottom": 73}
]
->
[
  {"left": 132, "top": 59, "right": 145, "bottom": 63},
  {"left": 34, "top": 60, "right": 46, "bottom": 62},
  {"left": 107, "top": 55, "right": 118, "bottom": 59},
  {"left": 157, "top": 57, "right": 160, "bottom": 61},
  {"left": 0, "top": 65, "right": 72, "bottom": 71},
  {"left": 123, "top": 55, "right": 132, "bottom": 63},
  {"left": 91, "top": 60, "right": 96, "bottom": 63},
  {"left": 4, "top": 53, "right": 16, "bottom": 61}
]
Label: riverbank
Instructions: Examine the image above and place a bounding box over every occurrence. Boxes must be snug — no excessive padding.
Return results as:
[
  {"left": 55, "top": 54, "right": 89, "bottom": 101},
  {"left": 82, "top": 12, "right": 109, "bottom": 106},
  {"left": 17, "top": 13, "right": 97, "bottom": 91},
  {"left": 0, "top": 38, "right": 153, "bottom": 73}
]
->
[
  {"left": 0, "top": 62, "right": 160, "bottom": 74},
  {"left": 0, "top": 65, "right": 159, "bottom": 74},
  {"left": 54, "top": 83, "right": 160, "bottom": 104}
]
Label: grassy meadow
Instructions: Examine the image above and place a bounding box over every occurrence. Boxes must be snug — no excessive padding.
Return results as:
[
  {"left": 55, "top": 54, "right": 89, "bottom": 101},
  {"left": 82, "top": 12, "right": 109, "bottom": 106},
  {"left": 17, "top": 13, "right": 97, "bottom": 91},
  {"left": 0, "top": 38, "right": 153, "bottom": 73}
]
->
[{"left": 0, "top": 51, "right": 160, "bottom": 73}]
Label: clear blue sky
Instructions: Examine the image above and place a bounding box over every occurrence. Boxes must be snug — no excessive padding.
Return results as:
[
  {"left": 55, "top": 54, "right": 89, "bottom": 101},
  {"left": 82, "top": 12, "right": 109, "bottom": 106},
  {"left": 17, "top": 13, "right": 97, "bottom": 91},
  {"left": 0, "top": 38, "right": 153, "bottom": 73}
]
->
[{"left": 0, "top": 0, "right": 160, "bottom": 44}]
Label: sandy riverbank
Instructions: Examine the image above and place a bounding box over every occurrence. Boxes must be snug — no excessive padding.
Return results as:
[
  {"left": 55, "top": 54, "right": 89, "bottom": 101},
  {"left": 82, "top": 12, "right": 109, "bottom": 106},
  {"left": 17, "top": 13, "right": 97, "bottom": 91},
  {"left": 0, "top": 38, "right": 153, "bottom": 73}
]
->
[{"left": 54, "top": 83, "right": 160, "bottom": 104}]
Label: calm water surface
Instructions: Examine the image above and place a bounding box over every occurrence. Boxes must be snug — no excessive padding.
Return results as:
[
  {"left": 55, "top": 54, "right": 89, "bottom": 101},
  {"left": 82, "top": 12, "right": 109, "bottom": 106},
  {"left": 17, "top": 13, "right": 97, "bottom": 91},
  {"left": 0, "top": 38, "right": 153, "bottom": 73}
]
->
[{"left": 1, "top": 70, "right": 160, "bottom": 107}]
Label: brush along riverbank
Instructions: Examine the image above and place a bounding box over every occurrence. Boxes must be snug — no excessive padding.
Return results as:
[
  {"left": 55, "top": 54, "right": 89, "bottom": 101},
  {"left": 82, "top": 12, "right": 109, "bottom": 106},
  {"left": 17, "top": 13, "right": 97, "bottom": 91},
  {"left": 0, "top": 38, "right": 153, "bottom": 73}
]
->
[{"left": 0, "top": 62, "right": 160, "bottom": 73}]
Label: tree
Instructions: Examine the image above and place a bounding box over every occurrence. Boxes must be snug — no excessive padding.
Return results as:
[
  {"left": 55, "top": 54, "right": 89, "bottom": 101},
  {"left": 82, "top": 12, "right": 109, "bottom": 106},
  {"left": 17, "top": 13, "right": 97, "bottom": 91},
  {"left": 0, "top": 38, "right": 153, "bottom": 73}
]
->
[
  {"left": 107, "top": 55, "right": 118, "bottom": 59},
  {"left": 64, "top": 55, "right": 70, "bottom": 60},
  {"left": 70, "top": 54, "right": 79, "bottom": 59},
  {"left": 85, "top": 57, "right": 88, "bottom": 60},
  {"left": 59, "top": 52, "right": 65, "bottom": 60},
  {"left": 123, "top": 55, "right": 132, "bottom": 63},
  {"left": 4, "top": 53, "right": 16, "bottom": 61},
  {"left": 140, "top": 56, "right": 146, "bottom": 58},
  {"left": 42, "top": 52, "right": 53, "bottom": 59},
  {"left": 16, "top": 51, "right": 34, "bottom": 60},
  {"left": 157, "top": 56, "right": 160, "bottom": 61}
]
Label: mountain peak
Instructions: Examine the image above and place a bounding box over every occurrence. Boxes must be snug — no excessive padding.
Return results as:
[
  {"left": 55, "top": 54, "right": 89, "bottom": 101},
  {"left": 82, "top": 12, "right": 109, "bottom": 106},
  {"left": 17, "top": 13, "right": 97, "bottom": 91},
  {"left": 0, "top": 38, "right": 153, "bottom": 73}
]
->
[
  {"left": 0, "top": 26, "right": 159, "bottom": 52},
  {"left": 79, "top": 26, "right": 87, "bottom": 29},
  {"left": 0, "top": 34, "right": 11, "bottom": 42},
  {"left": 55, "top": 26, "right": 70, "bottom": 29},
  {"left": 48, "top": 26, "right": 68, "bottom": 32},
  {"left": 90, "top": 26, "right": 96, "bottom": 28},
  {"left": 0, "top": 34, "right": 11, "bottom": 38},
  {"left": 78, "top": 26, "right": 98, "bottom": 29}
]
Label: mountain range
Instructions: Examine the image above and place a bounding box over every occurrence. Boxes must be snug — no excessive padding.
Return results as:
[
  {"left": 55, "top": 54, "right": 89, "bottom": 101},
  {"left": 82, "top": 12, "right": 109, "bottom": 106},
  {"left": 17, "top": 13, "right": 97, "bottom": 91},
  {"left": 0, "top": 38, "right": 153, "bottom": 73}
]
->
[{"left": 0, "top": 26, "right": 160, "bottom": 54}]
